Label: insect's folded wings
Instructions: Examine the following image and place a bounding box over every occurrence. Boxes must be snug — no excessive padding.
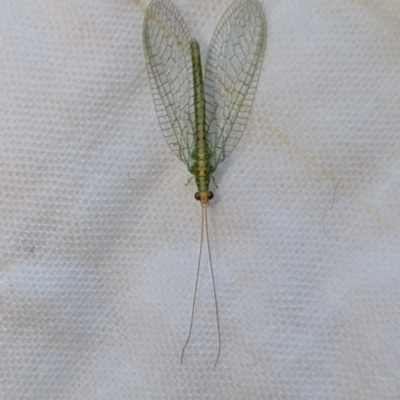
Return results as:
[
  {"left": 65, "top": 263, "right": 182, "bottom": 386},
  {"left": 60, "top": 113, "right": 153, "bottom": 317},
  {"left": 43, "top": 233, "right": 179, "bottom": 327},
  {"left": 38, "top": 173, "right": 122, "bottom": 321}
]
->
[
  {"left": 204, "top": 0, "right": 267, "bottom": 169},
  {"left": 143, "top": 0, "right": 196, "bottom": 170}
]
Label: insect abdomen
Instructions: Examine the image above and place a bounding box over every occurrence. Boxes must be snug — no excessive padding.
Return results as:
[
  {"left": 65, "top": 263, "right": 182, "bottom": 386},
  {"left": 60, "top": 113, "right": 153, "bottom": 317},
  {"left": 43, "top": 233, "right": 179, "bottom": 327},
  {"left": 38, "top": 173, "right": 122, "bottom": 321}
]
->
[{"left": 190, "top": 40, "right": 213, "bottom": 196}]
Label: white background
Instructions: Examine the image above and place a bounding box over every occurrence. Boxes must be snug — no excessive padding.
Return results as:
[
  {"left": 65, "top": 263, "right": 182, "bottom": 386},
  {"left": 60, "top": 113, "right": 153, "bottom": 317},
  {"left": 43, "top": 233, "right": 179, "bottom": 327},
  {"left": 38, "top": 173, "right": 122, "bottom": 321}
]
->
[{"left": 1, "top": 0, "right": 400, "bottom": 398}]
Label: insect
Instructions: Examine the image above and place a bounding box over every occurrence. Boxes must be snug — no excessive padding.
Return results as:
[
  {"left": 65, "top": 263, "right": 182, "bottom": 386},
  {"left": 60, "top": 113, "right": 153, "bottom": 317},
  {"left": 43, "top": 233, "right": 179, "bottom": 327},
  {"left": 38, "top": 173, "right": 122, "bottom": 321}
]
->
[{"left": 143, "top": 0, "right": 266, "bottom": 366}]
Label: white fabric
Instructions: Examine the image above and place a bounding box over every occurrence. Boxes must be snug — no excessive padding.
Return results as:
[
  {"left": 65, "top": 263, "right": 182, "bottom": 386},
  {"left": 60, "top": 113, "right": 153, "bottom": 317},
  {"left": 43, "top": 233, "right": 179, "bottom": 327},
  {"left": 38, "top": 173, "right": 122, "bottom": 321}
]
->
[{"left": 1, "top": 0, "right": 399, "bottom": 398}]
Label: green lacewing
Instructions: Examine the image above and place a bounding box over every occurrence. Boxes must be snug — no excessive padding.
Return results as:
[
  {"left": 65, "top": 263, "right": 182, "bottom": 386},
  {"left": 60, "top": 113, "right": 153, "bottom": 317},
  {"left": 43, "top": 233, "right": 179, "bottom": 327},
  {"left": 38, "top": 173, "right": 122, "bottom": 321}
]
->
[{"left": 143, "top": 0, "right": 266, "bottom": 366}]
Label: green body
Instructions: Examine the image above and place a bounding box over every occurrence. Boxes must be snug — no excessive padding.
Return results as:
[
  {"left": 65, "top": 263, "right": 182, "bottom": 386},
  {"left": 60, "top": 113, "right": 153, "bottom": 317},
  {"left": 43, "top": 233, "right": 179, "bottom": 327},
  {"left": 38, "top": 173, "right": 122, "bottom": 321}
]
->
[
  {"left": 143, "top": 0, "right": 266, "bottom": 367},
  {"left": 143, "top": 0, "right": 266, "bottom": 204},
  {"left": 189, "top": 40, "right": 214, "bottom": 205}
]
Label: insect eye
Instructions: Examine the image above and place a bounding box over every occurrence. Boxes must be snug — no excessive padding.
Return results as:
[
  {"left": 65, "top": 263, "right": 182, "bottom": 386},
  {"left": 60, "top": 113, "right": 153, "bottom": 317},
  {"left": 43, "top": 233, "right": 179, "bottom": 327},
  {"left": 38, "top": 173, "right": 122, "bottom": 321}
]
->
[
  {"left": 194, "top": 192, "right": 201, "bottom": 201},
  {"left": 208, "top": 191, "right": 214, "bottom": 200}
]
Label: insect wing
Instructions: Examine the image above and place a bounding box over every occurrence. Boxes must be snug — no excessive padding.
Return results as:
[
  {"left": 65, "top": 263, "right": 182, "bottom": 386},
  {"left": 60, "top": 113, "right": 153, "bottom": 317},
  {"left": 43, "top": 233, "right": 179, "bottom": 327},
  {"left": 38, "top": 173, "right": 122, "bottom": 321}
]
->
[
  {"left": 204, "top": 0, "right": 266, "bottom": 168},
  {"left": 143, "top": 0, "right": 196, "bottom": 170}
]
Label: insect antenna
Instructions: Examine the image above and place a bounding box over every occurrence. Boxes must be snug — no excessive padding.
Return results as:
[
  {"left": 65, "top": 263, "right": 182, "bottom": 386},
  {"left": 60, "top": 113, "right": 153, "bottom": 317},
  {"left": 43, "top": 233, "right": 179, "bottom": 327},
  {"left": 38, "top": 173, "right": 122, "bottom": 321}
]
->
[
  {"left": 205, "top": 205, "right": 221, "bottom": 367},
  {"left": 180, "top": 206, "right": 204, "bottom": 365},
  {"left": 180, "top": 205, "right": 221, "bottom": 367}
]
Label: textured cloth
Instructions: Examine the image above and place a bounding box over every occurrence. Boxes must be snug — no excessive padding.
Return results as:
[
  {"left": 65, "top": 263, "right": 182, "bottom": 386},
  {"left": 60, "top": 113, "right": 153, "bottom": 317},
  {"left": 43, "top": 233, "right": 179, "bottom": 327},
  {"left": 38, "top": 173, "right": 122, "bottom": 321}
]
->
[{"left": 1, "top": 0, "right": 400, "bottom": 399}]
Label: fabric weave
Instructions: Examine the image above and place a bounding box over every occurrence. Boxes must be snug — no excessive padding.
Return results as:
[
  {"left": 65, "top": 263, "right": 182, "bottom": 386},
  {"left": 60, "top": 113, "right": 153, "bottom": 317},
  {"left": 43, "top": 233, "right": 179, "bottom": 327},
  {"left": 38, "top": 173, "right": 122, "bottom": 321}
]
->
[{"left": 1, "top": 0, "right": 399, "bottom": 398}]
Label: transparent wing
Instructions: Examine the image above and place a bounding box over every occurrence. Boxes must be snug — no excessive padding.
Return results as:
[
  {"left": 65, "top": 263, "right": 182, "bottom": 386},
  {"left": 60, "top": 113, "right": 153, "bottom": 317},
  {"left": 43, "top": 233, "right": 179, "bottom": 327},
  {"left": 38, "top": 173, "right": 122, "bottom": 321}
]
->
[
  {"left": 204, "top": 0, "right": 266, "bottom": 168},
  {"left": 143, "top": 0, "right": 196, "bottom": 170}
]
